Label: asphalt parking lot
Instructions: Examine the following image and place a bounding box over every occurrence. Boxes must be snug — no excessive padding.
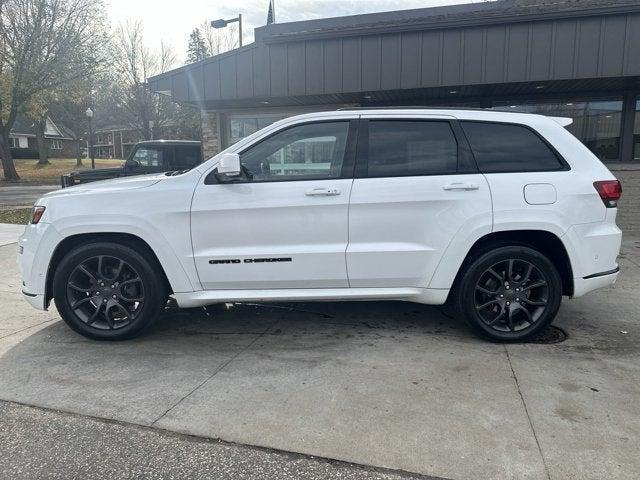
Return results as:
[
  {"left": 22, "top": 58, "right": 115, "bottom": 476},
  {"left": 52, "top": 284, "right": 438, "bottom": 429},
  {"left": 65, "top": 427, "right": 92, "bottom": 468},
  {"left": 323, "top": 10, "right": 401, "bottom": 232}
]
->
[
  {"left": 0, "top": 230, "right": 639, "bottom": 480},
  {"left": 0, "top": 185, "right": 57, "bottom": 208}
]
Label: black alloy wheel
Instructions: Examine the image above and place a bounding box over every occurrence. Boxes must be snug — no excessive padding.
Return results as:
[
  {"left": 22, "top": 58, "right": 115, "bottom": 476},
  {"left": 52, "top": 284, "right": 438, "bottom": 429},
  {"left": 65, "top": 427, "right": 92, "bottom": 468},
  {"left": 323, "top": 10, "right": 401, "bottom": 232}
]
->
[
  {"left": 53, "top": 242, "right": 167, "bottom": 340},
  {"left": 66, "top": 255, "right": 145, "bottom": 330},
  {"left": 474, "top": 259, "right": 549, "bottom": 333},
  {"left": 456, "top": 245, "right": 562, "bottom": 342}
]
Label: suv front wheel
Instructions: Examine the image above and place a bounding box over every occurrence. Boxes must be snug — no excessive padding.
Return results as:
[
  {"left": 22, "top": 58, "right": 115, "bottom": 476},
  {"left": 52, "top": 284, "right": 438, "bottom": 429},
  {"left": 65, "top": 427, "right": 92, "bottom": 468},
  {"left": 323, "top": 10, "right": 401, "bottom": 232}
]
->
[
  {"left": 53, "top": 242, "right": 167, "bottom": 340},
  {"left": 455, "top": 245, "right": 563, "bottom": 342}
]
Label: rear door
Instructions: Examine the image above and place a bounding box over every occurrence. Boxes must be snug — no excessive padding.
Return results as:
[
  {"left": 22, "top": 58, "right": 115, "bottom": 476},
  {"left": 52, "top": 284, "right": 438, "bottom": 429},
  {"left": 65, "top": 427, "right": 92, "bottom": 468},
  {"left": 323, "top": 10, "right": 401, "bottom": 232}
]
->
[{"left": 346, "top": 114, "right": 493, "bottom": 288}]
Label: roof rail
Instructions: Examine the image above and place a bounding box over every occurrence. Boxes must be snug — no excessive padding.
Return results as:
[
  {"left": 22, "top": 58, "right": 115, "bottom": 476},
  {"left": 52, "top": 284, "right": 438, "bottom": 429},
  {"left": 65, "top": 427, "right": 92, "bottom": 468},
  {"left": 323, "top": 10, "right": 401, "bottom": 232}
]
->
[{"left": 336, "top": 106, "right": 493, "bottom": 112}]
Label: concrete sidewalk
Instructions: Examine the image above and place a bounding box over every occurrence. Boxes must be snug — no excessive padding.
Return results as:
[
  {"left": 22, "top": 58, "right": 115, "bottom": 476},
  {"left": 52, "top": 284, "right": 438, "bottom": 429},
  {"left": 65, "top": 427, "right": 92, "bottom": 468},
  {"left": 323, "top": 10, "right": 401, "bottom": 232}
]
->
[
  {"left": 0, "top": 223, "right": 25, "bottom": 247},
  {"left": 0, "top": 237, "right": 638, "bottom": 479}
]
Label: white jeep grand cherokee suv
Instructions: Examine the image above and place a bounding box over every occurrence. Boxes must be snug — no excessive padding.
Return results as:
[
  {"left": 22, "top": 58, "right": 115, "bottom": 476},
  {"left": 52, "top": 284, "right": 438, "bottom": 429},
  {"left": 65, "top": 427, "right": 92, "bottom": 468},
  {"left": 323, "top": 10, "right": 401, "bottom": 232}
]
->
[{"left": 18, "top": 109, "right": 622, "bottom": 342}]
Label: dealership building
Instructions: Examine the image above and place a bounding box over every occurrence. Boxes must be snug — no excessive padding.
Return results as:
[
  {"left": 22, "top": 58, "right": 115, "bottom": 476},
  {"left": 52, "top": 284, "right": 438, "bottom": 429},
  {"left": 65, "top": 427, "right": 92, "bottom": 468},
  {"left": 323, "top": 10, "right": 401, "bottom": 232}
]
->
[{"left": 149, "top": 0, "right": 640, "bottom": 229}]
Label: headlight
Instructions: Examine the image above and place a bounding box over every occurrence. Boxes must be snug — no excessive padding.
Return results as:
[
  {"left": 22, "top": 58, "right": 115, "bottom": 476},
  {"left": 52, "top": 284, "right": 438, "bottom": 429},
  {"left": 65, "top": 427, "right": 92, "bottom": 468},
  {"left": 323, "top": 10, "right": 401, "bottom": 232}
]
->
[{"left": 30, "top": 206, "right": 46, "bottom": 224}]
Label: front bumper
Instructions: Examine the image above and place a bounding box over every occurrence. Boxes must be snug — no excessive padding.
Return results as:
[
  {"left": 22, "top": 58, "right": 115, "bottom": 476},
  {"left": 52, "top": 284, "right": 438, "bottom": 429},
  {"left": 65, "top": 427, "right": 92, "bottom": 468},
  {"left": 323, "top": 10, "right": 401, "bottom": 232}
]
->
[
  {"left": 18, "top": 222, "right": 63, "bottom": 311},
  {"left": 21, "top": 291, "right": 46, "bottom": 310}
]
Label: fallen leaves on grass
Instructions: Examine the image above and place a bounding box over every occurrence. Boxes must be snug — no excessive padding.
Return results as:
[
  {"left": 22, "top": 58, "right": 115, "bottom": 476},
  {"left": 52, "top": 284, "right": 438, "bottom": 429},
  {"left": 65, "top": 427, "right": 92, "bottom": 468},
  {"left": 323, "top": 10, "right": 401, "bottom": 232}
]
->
[{"left": 0, "top": 208, "right": 32, "bottom": 225}]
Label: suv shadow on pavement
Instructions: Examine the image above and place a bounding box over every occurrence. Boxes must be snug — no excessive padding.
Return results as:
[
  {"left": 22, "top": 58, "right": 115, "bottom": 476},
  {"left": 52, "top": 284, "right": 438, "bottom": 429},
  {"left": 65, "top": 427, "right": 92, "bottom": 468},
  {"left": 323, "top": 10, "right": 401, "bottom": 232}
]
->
[{"left": 1, "top": 295, "right": 639, "bottom": 479}]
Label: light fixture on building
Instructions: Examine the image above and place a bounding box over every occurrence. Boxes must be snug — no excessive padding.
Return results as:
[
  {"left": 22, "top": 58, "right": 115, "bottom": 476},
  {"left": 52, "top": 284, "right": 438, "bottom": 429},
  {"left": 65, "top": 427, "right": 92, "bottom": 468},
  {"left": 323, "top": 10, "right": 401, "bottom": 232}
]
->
[
  {"left": 260, "top": 100, "right": 270, "bottom": 105},
  {"left": 211, "top": 14, "right": 243, "bottom": 47},
  {"left": 449, "top": 90, "right": 458, "bottom": 94},
  {"left": 363, "top": 95, "right": 372, "bottom": 100},
  {"left": 566, "top": 102, "right": 574, "bottom": 106},
  {"left": 535, "top": 85, "right": 545, "bottom": 89}
]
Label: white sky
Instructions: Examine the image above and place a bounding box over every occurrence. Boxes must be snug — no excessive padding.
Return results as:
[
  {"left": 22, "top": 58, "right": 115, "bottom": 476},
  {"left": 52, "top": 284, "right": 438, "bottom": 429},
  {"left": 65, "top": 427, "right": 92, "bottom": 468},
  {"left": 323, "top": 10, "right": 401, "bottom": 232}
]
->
[{"left": 107, "top": 0, "right": 482, "bottom": 64}]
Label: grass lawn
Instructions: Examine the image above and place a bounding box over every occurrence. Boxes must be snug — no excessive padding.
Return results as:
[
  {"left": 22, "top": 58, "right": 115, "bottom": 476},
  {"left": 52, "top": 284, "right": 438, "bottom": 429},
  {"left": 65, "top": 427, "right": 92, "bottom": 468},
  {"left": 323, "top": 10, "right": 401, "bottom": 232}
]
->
[
  {"left": 5, "top": 158, "right": 123, "bottom": 184},
  {"left": 0, "top": 208, "right": 31, "bottom": 224}
]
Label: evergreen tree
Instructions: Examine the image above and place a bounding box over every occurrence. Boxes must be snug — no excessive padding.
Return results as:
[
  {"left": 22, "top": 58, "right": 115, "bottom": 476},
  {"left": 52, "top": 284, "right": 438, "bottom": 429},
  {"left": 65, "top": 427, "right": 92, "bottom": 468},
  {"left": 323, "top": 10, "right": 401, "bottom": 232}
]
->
[{"left": 187, "top": 28, "right": 209, "bottom": 64}]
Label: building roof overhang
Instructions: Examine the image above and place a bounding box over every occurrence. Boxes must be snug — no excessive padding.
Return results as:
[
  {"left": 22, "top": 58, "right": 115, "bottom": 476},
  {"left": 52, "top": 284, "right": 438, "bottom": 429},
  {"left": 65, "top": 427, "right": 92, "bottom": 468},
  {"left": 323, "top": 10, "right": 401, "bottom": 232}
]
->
[{"left": 148, "top": 0, "right": 640, "bottom": 110}]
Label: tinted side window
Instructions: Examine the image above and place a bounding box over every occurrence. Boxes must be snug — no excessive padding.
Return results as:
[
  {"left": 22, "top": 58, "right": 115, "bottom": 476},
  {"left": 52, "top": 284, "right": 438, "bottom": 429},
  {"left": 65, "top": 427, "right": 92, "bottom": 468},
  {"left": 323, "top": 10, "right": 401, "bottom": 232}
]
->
[
  {"left": 461, "top": 122, "right": 563, "bottom": 173},
  {"left": 367, "top": 121, "right": 457, "bottom": 177},
  {"left": 239, "top": 122, "right": 349, "bottom": 181},
  {"left": 174, "top": 145, "right": 201, "bottom": 168}
]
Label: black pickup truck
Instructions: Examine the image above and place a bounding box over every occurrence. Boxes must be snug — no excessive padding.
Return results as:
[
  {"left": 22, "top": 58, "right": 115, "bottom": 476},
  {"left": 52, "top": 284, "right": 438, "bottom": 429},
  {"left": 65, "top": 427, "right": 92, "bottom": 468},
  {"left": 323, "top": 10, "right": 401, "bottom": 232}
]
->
[{"left": 61, "top": 140, "right": 202, "bottom": 188}]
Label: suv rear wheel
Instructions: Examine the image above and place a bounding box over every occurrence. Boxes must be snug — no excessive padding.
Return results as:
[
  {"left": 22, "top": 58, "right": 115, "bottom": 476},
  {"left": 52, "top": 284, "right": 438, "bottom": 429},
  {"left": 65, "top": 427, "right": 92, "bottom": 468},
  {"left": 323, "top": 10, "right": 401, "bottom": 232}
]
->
[
  {"left": 455, "top": 245, "right": 562, "bottom": 342},
  {"left": 53, "top": 242, "right": 167, "bottom": 340}
]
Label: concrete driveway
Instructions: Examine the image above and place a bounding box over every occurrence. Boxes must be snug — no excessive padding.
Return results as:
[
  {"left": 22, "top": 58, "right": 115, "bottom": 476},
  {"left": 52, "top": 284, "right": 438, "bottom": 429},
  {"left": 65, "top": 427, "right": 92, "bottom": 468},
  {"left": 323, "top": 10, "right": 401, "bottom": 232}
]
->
[
  {"left": 0, "top": 223, "right": 25, "bottom": 246},
  {"left": 0, "top": 228, "right": 638, "bottom": 480}
]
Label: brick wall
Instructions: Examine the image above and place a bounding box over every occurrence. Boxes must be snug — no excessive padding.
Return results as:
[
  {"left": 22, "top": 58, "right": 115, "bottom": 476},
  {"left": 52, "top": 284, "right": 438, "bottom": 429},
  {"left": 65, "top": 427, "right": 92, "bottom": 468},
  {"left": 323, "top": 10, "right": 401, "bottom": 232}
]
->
[
  {"left": 610, "top": 166, "right": 640, "bottom": 233},
  {"left": 50, "top": 138, "right": 77, "bottom": 159},
  {"left": 201, "top": 110, "right": 221, "bottom": 159}
]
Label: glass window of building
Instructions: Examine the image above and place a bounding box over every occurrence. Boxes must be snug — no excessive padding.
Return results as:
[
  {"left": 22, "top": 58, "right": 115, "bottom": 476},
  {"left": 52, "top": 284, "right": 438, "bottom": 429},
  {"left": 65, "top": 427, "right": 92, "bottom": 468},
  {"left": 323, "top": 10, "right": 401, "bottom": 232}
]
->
[
  {"left": 491, "top": 99, "right": 623, "bottom": 161},
  {"left": 227, "top": 114, "right": 289, "bottom": 146}
]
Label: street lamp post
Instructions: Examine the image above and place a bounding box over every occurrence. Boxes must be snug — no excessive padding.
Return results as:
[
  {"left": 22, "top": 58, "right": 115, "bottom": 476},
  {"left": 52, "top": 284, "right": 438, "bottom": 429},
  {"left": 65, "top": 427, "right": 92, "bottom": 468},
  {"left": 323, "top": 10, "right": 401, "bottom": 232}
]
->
[
  {"left": 211, "top": 14, "right": 243, "bottom": 47},
  {"left": 85, "top": 107, "right": 95, "bottom": 169}
]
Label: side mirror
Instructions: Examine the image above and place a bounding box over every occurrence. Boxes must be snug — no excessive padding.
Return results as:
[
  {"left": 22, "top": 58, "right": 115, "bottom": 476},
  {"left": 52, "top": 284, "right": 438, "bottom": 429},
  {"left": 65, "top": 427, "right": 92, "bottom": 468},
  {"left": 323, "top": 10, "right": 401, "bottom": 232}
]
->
[
  {"left": 216, "top": 153, "right": 241, "bottom": 179},
  {"left": 126, "top": 159, "right": 140, "bottom": 169}
]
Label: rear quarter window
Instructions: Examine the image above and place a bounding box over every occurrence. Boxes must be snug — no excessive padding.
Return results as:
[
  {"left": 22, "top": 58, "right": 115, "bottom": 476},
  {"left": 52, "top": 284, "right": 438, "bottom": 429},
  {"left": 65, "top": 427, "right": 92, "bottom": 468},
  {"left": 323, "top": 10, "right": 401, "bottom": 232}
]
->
[{"left": 460, "top": 121, "right": 565, "bottom": 173}]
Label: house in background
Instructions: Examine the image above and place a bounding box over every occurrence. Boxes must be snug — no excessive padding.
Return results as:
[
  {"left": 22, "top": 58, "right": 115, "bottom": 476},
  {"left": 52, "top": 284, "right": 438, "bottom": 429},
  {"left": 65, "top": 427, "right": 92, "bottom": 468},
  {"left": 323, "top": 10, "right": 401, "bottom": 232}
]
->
[
  {"left": 91, "top": 124, "right": 140, "bottom": 159},
  {"left": 9, "top": 115, "right": 77, "bottom": 159},
  {"left": 92, "top": 122, "right": 200, "bottom": 159}
]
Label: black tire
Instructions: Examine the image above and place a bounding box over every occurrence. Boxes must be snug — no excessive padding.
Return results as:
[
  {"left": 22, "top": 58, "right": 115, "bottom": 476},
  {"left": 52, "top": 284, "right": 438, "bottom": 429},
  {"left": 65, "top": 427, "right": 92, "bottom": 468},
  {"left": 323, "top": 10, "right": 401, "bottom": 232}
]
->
[
  {"left": 53, "top": 242, "right": 168, "bottom": 340},
  {"left": 454, "top": 245, "right": 562, "bottom": 342}
]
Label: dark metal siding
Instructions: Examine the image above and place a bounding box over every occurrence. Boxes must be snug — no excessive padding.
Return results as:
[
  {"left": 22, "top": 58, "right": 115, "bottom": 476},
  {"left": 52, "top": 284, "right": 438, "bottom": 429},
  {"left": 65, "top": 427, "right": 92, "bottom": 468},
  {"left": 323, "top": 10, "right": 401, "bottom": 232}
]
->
[{"left": 159, "top": 12, "right": 640, "bottom": 104}]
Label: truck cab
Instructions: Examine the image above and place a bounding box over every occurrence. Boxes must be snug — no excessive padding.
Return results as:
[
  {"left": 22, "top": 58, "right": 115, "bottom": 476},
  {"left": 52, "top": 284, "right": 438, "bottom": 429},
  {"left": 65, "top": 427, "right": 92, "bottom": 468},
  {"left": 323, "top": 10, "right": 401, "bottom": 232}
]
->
[{"left": 61, "top": 140, "right": 202, "bottom": 188}]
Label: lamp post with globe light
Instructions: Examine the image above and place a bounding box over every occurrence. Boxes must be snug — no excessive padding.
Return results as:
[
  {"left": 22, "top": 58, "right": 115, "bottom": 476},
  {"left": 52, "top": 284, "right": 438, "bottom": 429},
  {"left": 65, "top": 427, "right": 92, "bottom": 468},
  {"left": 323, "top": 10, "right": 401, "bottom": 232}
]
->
[{"left": 86, "top": 107, "right": 95, "bottom": 169}]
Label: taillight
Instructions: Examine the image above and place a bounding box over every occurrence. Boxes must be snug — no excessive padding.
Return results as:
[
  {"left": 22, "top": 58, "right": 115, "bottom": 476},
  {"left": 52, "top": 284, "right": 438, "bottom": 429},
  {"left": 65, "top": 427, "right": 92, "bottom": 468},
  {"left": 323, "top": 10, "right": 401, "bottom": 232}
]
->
[{"left": 593, "top": 180, "right": 622, "bottom": 208}]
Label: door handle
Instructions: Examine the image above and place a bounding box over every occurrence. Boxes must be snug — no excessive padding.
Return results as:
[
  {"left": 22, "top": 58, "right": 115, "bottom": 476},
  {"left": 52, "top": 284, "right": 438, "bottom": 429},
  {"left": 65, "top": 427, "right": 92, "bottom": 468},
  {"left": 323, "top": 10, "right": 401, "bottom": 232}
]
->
[
  {"left": 442, "top": 182, "right": 479, "bottom": 191},
  {"left": 305, "top": 187, "right": 341, "bottom": 196}
]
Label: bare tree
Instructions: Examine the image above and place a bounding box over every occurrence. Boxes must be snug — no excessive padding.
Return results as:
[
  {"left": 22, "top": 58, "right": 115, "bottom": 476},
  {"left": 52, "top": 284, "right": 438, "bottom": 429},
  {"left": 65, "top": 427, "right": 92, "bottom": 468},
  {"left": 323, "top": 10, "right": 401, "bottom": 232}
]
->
[
  {"left": 201, "top": 21, "right": 239, "bottom": 56},
  {"left": 0, "top": 0, "right": 109, "bottom": 181},
  {"left": 48, "top": 75, "right": 95, "bottom": 167},
  {"left": 114, "top": 20, "right": 179, "bottom": 141}
]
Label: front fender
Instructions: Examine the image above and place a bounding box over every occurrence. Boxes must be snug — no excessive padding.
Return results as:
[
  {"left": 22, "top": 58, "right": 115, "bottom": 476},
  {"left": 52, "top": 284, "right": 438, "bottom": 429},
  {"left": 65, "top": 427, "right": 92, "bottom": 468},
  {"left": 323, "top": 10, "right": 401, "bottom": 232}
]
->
[{"left": 49, "top": 215, "right": 199, "bottom": 294}]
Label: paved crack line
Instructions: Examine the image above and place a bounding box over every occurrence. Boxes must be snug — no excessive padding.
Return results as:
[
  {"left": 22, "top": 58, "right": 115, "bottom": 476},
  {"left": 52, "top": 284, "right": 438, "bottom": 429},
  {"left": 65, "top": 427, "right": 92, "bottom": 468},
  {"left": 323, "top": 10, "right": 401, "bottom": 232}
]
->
[
  {"left": 504, "top": 345, "right": 552, "bottom": 480},
  {"left": 0, "top": 398, "right": 445, "bottom": 480},
  {"left": 150, "top": 319, "right": 280, "bottom": 427},
  {"left": 0, "top": 319, "right": 56, "bottom": 340}
]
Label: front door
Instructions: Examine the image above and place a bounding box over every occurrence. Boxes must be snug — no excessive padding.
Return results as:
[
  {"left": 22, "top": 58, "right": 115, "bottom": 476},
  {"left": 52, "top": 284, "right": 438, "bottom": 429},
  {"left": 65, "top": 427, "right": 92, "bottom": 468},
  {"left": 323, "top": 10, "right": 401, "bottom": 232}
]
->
[
  {"left": 347, "top": 116, "right": 493, "bottom": 288},
  {"left": 191, "top": 119, "right": 357, "bottom": 290}
]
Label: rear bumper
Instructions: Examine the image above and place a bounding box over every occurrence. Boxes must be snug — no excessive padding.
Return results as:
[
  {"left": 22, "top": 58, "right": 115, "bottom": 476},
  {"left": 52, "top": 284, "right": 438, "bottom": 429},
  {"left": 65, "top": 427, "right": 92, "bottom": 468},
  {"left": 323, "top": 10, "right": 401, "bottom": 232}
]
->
[{"left": 572, "top": 267, "right": 619, "bottom": 298}]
